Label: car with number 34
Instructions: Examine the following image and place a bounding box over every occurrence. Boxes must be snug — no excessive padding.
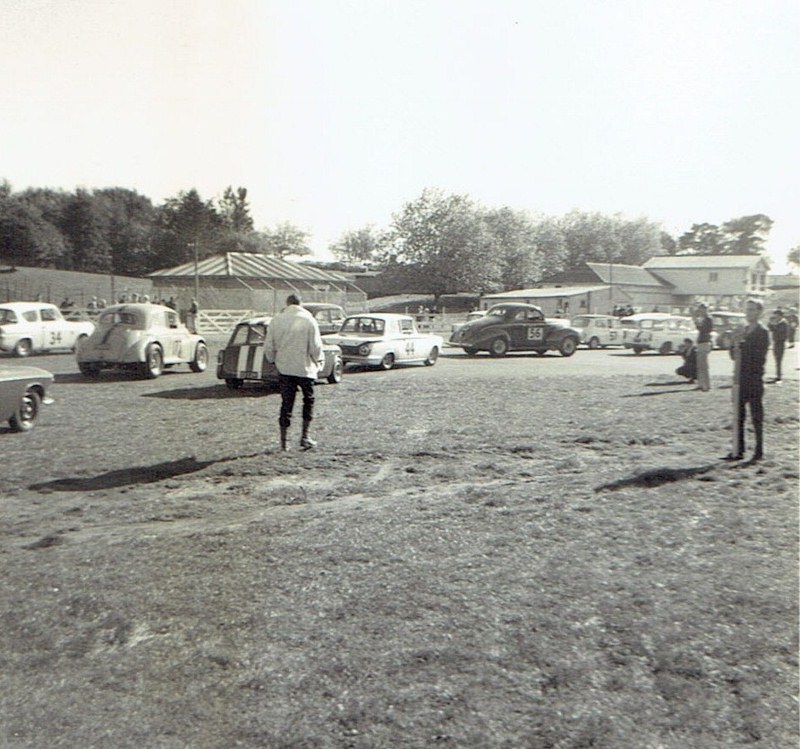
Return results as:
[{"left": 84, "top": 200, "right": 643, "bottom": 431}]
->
[
  {"left": 0, "top": 302, "right": 95, "bottom": 357},
  {"left": 76, "top": 303, "right": 209, "bottom": 378},
  {"left": 450, "top": 303, "right": 581, "bottom": 357},
  {"left": 324, "top": 313, "right": 442, "bottom": 370}
]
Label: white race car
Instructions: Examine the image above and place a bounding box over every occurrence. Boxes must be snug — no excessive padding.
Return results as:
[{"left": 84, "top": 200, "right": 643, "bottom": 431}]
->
[
  {"left": 76, "top": 303, "right": 208, "bottom": 378},
  {"left": 325, "top": 313, "right": 443, "bottom": 370},
  {"left": 570, "top": 314, "right": 626, "bottom": 349},
  {"left": 0, "top": 302, "right": 95, "bottom": 357}
]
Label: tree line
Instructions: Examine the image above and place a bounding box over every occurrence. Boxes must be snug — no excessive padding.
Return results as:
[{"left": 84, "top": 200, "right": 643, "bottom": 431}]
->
[{"left": 0, "top": 180, "right": 779, "bottom": 297}]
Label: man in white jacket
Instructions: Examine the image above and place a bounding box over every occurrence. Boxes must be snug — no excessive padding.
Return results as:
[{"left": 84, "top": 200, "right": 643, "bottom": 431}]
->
[{"left": 264, "top": 295, "right": 324, "bottom": 450}]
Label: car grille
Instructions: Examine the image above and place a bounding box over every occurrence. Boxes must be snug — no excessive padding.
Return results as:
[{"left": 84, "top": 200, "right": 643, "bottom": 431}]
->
[{"left": 339, "top": 344, "right": 362, "bottom": 355}]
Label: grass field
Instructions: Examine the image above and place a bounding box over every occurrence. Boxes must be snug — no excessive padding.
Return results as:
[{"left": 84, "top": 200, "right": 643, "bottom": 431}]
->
[{"left": 0, "top": 366, "right": 797, "bottom": 748}]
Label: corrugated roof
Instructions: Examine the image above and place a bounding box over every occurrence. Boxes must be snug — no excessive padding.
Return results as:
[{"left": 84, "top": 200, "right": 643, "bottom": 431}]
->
[
  {"left": 643, "top": 254, "right": 769, "bottom": 270},
  {"left": 149, "top": 252, "right": 352, "bottom": 283},
  {"left": 586, "top": 262, "right": 667, "bottom": 287},
  {"left": 484, "top": 285, "right": 610, "bottom": 299}
]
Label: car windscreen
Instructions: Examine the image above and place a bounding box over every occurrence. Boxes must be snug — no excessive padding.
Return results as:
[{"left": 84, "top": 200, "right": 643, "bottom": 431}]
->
[
  {"left": 571, "top": 316, "right": 592, "bottom": 327},
  {"left": 486, "top": 306, "right": 510, "bottom": 317},
  {"left": 340, "top": 317, "right": 385, "bottom": 335},
  {"left": 230, "top": 323, "right": 266, "bottom": 346},
  {"left": 0, "top": 309, "right": 18, "bottom": 324},
  {"left": 98, "top": 311, "right": 140, "bottom": 327}
]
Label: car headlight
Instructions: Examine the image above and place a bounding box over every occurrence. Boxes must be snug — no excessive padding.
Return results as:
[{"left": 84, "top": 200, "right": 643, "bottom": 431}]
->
[{"left": 358, "top": 343, "right": 372, "bottom": 356}]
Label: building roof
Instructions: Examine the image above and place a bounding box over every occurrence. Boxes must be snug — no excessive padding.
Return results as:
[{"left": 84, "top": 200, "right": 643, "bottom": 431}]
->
[
  {"left": 585, "top": 262, "right": 667, "bottom": 287},
  {"left": 642, "top": 254, "right": 769, "bottom": 270},
  {"left": 150, "top": 252, "right": 352, "bottom": 283},
  {"left": 483, "top": 285, "right": 610, "bottom": 299}
]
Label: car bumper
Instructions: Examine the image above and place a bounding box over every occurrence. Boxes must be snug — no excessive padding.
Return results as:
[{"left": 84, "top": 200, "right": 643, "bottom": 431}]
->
[{"left": 341, "top": 354, "right": 383, "bottom": 366}]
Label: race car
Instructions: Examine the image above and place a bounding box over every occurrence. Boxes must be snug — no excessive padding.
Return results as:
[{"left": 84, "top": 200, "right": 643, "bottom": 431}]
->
[
  {"left": 450, "top": 303, "right": 581, "bottom": 357},
  {"left": 76, "top": 303, "right": 208, "bottom": 378},
  {"left": 622, "top": 314, "right": 708, "bottom": 355},
  {"left": 324, "top": 313, "right": 442, "bottom": 370},
  {"left": 0, "top": 364, "right": 54, "bottom": 431},
  {"left": 217, "top": 317, "right": 343, "bottom": 389},
  {"left": 570, "top": 314, "right": 626, "bottom": 349},
  {"left": 0, "top": 302, "right": 95, "bottom": 357},
  {"left": 302, "top": 303, "right": 346, "bottom": 335}
]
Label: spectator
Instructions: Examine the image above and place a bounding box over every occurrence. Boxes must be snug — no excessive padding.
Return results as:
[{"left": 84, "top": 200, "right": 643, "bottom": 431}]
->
[
  {"left": 187, "top": 298, "right": 199, "bottom": 333},
  {"left": 166, "top": 296, "right": 177, "bottom": 310},
  {"left": 694, "top": 303, "right": 713, "bottom": 391},
  {"left": 767, "top": 308, "right": 789, "bottom": 383},
  {"left": 676, "top": 338, "right": 697, "bottom": 382},
  {"left": 786, "top": 307, "right": 798, "bottom": 348}
]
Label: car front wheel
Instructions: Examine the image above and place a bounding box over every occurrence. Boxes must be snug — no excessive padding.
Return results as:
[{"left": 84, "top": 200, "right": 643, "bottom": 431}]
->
[
  {"left": 659, "top": 341, "right": 673, "bottom": 355},
  {"left": 379, "top": 352, "right": 395, "bottom": 370},
  {"left": 9, "top": 389, "right": 41, "bottom": 432},
  {"left": 632, "top": 346, "right": 643, "bottom": 355},
  {"left": 141, "top": 344, "right": 164, "bottom": 379},
  {"left": 559, "top": 337, "right": 577, "bottom": 357},
  {"left": 463, "top": 346, "right": 478, "bottom": 355},
  {"left": 190, "top": 342, "right": 209, "bottom": 372},
  {"left": 424, "top": 346, "right": 439, "bottom": 366},
  {"left": 13, "top": 339, "right": 32, "bottom": 357},
  {"left": 327, "top": 356, "right": 343, "bottom": 383},
  {"left": 489, "top": 338, "right": 509, "bottom": 357},
  {"left": 588, "top": 336, "right": 600, "bottom": 350}
]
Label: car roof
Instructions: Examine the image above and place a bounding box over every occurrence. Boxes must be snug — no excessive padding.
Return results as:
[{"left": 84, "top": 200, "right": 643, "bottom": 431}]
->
[
  {"left": 303, "top": 303, "right": 343, "bottom": 310},
  {"left": 487, "top": 302, "right": 545, "bottom": 312},
  {"left": 620, "top": 312, "right": 672, "bottom": 320},
  {"left": 102, "top": 303, "right": 173, "bottom": 313},
  {"left": 241, "top": 317, "right": 273, "bottom": 326},
  {"left": 711, "top": 311, "right": 745, "bottom": 317},
  {"left": 344, "top": 313, "right": 413, "bottom": 322},
  {"left": 571, "top": 314, "right": 615, "bottom": 319},
  {"left": 0, "top": 301, "right": 58, "bottom": 310}
]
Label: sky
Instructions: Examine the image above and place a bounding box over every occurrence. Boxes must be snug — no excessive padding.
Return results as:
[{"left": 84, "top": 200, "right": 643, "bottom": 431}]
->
[{"left": 1, "top": 0, "right": 798, "bottom": 269}]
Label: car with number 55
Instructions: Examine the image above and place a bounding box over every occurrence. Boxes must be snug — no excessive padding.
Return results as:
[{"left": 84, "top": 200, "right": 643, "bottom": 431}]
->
[
  {"left": 324, "top": 313, "right": 443, "bottom": 370},
  {"left": 0, "top": 302, "right": 95, "bottom": 357},
  {"left": 76, "top": 303, "right": 209, "bottom": 378},
  {"left": 450, "top": 303, "right": 581, "bottom": 357}
]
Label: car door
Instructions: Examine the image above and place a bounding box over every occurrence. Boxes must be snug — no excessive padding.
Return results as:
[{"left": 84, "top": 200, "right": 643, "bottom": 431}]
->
[
  {"left": 503, "top": 308, "right": 529, "bottom": 349},
  {"left": 38, "top": 307, "right": 65, "bottom": 350},
  {"left": 163, "top": 310, "right": 187, "bottom": 362},
  {"left": 522, "top": 308, "right": 547, "bottom": 349},
  {"left": 396, "top": 318, "right": 416, "bottom": 361},
  {"left": 606, "top": 318, "right": 622, "bottom": 346}
]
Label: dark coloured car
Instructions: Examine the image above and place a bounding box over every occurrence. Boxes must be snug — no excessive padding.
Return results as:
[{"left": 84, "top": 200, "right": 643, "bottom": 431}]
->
[
  {"left": 449, "top": 303, "right": 581, "bottom": 357},
  {"left": 0, "top": 365, "right": 54, "bottom": 431},
  {"left": 710, "top": 311, "right": 745, "bottom": 350},
  {"left": 302, "top": 303, "right": 346, "bottom": 335},
  {"left": 217, "top": 317, "right": 343, "bottom": 389}
]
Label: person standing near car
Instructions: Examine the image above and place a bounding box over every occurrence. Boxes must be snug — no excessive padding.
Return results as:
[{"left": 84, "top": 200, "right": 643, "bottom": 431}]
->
[
  {"left": 694, "top": 303, "right": 713, "bottom": 392},
  {"left": 768, "top": 308, "right": 789, "bottom": 383},
  {"left": 264, "top": 294, "right": 324, "bottom": 451},
  {"left": 726, "top": 299, "right": 769, "bottom": 462}
]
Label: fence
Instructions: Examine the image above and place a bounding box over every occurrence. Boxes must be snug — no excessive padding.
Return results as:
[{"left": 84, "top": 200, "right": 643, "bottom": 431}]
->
[{"left": 194, "top": 309, "right": 256, "bottom": 335}]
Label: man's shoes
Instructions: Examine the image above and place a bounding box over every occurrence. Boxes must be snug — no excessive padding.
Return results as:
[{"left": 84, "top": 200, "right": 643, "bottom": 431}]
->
[
  {"left": 279, "top": 426, "right": 290, "bottom": 452},
  {"left": 300, "top": 420, "right": 316, "bottom": 450},
  {"left": 774, "top": 378, "right": 782, "bottom": 385},
  {"left": 723, "top": 453, "right": 744, "bottom": 461},
  {"left": 751, "top": 451, "right": 763, "bottom": 462}
]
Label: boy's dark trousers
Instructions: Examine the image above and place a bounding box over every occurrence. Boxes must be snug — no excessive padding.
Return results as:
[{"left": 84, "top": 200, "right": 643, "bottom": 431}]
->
[
  {"left": 736, "top": 391, "right": 763, "bottom": 458},
  {"left": 773, "top": 340, "right": 785, "bottom": 380},
  {"left": 278, "top": 374, "right": 315, "bottom": 428}
]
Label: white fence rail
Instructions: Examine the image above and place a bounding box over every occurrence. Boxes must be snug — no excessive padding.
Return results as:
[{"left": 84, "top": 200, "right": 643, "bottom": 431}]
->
[{"left": 195, "top": 309, "right": 255, "bottom": 335}]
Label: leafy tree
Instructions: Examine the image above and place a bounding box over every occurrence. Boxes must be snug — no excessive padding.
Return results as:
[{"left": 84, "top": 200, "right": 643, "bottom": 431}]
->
[
  {"left": 677, "top": 223, "right": 725, "bottom": 255},
  {"left": 660, "top": 231, "right": 677, "bottom": 254},
  {"left": 330, "top": 226, "right": 383, "bottom": 265},
  {"left": 484, "top": 207, "right": 542, "bottom": 290},
  {"left": 151, "top": 189, "right": 222, "bottom": 268},
  {"left": 0, "top": 193, "right": 68, "bottom": 266},
  {"left": 60, "top": 189, "right": 113, "bottom": 271},
  {"left": 94, "top": 188, "right": 156, "bottom": 276},
  {"left": 787, "top": 245, "right": 800, "bottom": 272},
  {"left": 720, "top": 214, "right": 773, "bottom": 255},
  {"left": 386, "top": 189, "right": 500, "bottom": 301},
  {"left": 261, "top": 222, "right": 312, "bottom": 258},
  {"left": 218, "top": 186, "right": 253, "bottom": 233}
]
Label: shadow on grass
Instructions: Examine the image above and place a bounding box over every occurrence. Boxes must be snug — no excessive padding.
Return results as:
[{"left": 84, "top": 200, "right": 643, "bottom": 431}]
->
[
  {"left": 644, "top": 380, "right": 693, "bottom": 387},
  {"left": 143, "top": 383, "right": 279, "bottom": 400},
  {"left": 621, "top": 389, "right": 694, "bottom": 398},
  {"left": 595, "top": 464, "right": 716, "bottom": 492},
  {"left": 54, "top": 370, "right": 185, "bottom": 385},
  {"left": 29, "top": 452, "right": 263, "bottom": 492}
]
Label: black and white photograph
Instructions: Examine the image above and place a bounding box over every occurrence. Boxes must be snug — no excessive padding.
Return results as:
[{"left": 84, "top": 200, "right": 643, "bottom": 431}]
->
[{"left": 0, "top": 1, "right": 798, "bottom": 746}]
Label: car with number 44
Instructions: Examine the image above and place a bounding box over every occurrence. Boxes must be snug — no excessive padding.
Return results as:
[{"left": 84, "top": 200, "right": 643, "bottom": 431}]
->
[
  {"left": 0, "top": 302, "right": 95, "bottom": 357},
  {"left": 450, "top": 303, "right": 581, "bottom": 357},
  {"left": 324, "top": 313, "right": 443, "bottom": 370},
  {"left": 76, "top": 303, "right": 209, "bottom": 378}
]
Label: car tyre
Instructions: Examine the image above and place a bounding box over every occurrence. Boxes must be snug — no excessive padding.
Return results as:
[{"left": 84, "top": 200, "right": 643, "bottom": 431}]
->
[
  {"left": 9, "top": 389, "right": 41, "bottom": 432},
  {"left": 559, "top": 337, "right": 577, "bottom": 357},
  {"left": 225, "top": 378, "right": 243, "bottom": 389},
  {"left": 489, "top": 337, "right": 509, "bottom": 357},
  {"left": 632, "top": 346, "right": 644, "bottom": 355},
  {"left": 190, "top": 342, "right": 209, "bottom": 372},
  {"left": 379, "top": 352, "right": 395, "bottom": 370},
  {"left": 13, "top": 339, "right": 32, "bottom": 357},
  {"left": 463, "top": 346, "right": 479, "bottom": 355},
  {"left": 659, "top": 341, "right": 673, "bottom": 355},
  {"left": 72, "top": 333, "right": 88, "bottom": 353},
  {"left": 327, "top": 356, "right": 343, "bottom": 384},
  {"left": 588, "top": 336, "right": 600, "bottom": 350},
  {"left": 424, "top": 346, "right": 439, "bottom": 366},
  {"left": 78, "top": 362, "right": 101, "bottom": 377},
  {"left": 141, "top": 344, "right": 164, "bottom": 379}
]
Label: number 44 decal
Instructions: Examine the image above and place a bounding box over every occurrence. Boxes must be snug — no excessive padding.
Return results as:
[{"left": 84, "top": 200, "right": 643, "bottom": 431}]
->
[{"left": 404, "top": 341, "right": 415, "bottom": 355}]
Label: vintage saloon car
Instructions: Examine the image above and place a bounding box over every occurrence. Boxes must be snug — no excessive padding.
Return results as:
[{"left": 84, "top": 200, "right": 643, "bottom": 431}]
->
[
  {"left": 450, "top": 303, "right": 581, "bottom": 357},
  {"left": 324, "top": 313, "right": 443, "bottom": 370},
  {"left": 0, "top": 365, "right": 54, "bottom": 431},
  {"left": 570, "top": 314, "right": 626, "bottom": 349},
  {"left": 302, "top": 303, "right": 346, "bottom": 335},
  {"left": 0, "top": 302, "right": 95, "bottom": 357},
  {"left": 622, "top": 314, "right": 707, "bottom": 355},
  {"left": 76, "top": 303, "right": 208, "bottom": 378},
  {"left": 217, "top": 317, "right": 343, "bottom": 388}
]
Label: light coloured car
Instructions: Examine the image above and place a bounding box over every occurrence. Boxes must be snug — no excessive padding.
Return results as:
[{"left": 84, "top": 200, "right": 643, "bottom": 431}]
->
[
  {"left": 302, "top": 303, "right": 347, "bottom": 335},
  {"left": 0, "top": 302, "right": 95, "bottom": 357},
  {"left": 325, "top": 313, "right": 443, "bottom": 370},
  {"left": 76, "top": 303, "right": 208, "bottom": 378},
  {"left": 570, "top": 314, "right": 626, "bottom": 349},
  {"left": 0, "top": 364, "right": 54, "bottom": 431},
  {"left": 622, "top": 314, "right": 711, "bottom": 355}
]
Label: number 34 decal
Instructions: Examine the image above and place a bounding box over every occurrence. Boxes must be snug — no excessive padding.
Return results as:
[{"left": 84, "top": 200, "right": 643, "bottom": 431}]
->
[{"left": 49, "top": 331, "right": 63, "bottom": 346}]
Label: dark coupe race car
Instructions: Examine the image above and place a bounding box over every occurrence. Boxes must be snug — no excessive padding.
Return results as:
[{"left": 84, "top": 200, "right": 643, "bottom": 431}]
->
[
  {"left": 0, "top": 365, "right": 54, "bottom": 431},
  {"left": 449, "top": 303, "right": 581, "bottom": 357},
  {"left": 217, "top": 317, "right": 343, "bottom": 389}
]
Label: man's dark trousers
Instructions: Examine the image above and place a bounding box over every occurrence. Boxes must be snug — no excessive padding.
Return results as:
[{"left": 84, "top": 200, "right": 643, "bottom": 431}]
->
[
  {"left": 774, "top": 340, "right": 785, "bottom": 380},
  {"left": 278, "top": 374, "right": 315, "bottom": 428},
  {"left": 736, "top": 391, "right": 763, "bottom": 457}
]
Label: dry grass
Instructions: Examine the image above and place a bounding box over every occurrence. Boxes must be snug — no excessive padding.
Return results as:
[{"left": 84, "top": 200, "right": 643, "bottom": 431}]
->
[{"left": 0, "top": 369, "right": 797, "bottom": 748}]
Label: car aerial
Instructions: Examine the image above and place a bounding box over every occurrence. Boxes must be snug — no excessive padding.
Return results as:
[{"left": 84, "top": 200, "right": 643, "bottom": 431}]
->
[
  {"left": 0, "top": 302, "right": 95, "bottom": 357},
  {"left": 450, "top": 310, "right": 487, "bottom": 336},
  {"left": 0, "top": 364, "right": 54, "bottom": 431},
  {"left": 621, "top": 313, "right": 708, "bottom": 355},
  {"left": 302, "top": 303, "right": 347, "bottom": 335},
  {"left": 217, "top": 317, "right": 343, "bottom": 389},
  {"left": 76, "top": 303, "right": 209, "bottom": 378},
  {"left": 570, "top": 314, "right": 626, "bottom": 349},
  {"left": 450, "top": 303, "right": 581, "bottom": 357},
  {"left": 324, "top": 313, "right": 443, "bottom": 370},
  {"left": 710, "top": 311, "right": 745, "bottom": 349}
]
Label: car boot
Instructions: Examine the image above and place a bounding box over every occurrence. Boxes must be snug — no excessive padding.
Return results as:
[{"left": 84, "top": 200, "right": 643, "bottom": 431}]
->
[
  {"left": 280, "top": 426, "right": 290, "bottom": 452},
  {"left": 300, "top": 420, "right": 317, "bottom": 450}
]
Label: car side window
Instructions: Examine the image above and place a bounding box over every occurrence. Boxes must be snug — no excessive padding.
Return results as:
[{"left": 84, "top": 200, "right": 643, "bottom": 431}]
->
[
  {"left": 652, "top": 320, "right": 666, "bottom": 330},
  {"left": 166, "top": 311, "right": 180, "bottom": 329},
  {"left": 400, "top": 319, "right": 414, "bottom": 333},
  {"left": 526, "top": 310, "right": 543, "bottom": 321},
  {"left": 22, "top": 310, "right": 38, "bottom": 322},
  {"left": 595, "top": 319, "right": 607, "bottom": 328},
  {"left": 40, "top": 307, "right": 58, "bottom": 322}
]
